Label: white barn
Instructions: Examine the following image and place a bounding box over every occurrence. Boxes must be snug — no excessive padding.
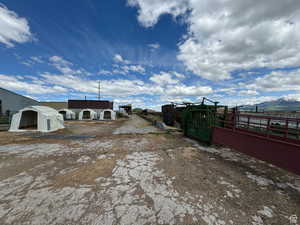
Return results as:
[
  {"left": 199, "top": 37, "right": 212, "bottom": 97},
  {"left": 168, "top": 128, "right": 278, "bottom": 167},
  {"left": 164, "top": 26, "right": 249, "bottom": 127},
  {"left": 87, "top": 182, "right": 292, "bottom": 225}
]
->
[
  {"left": 9, "top": 106, "right": 64, "bottom": 132},
  {"left": 58, "top": 109, "right": 76, "bottom": 120},
  {"left": 100, "top": 109, "right": 116, "bottom": 120},
  {"left": 79, "top": 109, "right": 97, "bottom": 120}
]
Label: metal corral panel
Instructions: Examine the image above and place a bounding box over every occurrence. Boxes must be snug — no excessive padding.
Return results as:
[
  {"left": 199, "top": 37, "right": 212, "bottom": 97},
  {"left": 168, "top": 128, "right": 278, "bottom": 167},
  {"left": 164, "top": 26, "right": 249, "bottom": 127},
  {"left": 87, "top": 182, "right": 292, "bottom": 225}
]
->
[
  {"left": 182, "top": 105, "right": 221, "bottom": 143},
  {"left": 212, "top": 127, "right": 300, "bottom": 175}
]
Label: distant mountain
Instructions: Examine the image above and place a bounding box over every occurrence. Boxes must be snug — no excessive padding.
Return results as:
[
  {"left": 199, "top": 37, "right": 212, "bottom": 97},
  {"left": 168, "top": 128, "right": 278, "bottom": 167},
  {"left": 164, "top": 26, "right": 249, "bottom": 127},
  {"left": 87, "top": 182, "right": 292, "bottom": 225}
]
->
[{"left": 242, "top": 98, "right": 300, "bottom": 112}]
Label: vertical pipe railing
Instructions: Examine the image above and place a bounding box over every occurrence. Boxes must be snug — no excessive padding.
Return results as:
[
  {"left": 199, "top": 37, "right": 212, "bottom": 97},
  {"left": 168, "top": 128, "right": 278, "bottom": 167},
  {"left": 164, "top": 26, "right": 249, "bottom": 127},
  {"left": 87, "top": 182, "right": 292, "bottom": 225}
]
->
[
  {"left": 284, "top": 120, "right": 289, "bottom": 139},
  {"left": 247, "top": 116, "right": 250, "bottom": 129},
  {"left": 267, "top": 118, "right": 271, "bottom": 138},
  {"left": 297, "top": 121, "right": 300, "bottom": 139},
  {"left": 233, "top": 110, "right": 236, "bottom": 132}
]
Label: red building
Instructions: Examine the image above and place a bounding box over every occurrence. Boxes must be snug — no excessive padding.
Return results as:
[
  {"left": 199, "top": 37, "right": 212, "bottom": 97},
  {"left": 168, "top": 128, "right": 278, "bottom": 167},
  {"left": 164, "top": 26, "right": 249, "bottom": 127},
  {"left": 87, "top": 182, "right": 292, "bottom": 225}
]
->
[{"left": 68, "top": 100, "right": 113, "bottom": 110}]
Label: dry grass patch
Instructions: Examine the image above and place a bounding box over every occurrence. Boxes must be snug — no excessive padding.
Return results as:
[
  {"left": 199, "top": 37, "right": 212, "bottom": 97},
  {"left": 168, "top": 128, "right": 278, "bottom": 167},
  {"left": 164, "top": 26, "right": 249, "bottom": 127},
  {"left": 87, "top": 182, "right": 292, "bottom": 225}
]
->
[
  {"left": 0, "top": 132, "right": 32, "bottom": 145},
  {"left": 181, "top": 147, "right": 199, "bottom": 160},
  {"left": 54, "top": 151, "right": 127, "bottom": 187}
]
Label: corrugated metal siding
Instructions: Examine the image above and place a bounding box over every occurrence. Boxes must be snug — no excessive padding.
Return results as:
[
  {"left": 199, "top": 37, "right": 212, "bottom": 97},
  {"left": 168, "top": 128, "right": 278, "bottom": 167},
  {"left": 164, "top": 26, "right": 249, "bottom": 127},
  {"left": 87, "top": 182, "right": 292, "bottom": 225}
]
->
[{"left": 0, "top": 88, "right": 39, "bottom": 115}]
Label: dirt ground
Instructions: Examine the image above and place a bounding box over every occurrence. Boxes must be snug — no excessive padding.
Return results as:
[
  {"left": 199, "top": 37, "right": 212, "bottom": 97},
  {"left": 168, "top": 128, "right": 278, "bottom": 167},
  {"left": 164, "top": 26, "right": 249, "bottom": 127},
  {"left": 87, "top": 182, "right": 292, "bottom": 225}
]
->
[{"left": 0, "top": 114, "right": 299, "bottom": 225}]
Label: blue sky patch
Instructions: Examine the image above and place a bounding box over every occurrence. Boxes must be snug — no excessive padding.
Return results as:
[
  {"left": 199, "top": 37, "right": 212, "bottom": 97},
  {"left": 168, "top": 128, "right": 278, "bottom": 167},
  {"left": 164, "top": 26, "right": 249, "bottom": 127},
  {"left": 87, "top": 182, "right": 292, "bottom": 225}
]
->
[{"left": 1, "top": 0, "right": 300, "bottom": 110}]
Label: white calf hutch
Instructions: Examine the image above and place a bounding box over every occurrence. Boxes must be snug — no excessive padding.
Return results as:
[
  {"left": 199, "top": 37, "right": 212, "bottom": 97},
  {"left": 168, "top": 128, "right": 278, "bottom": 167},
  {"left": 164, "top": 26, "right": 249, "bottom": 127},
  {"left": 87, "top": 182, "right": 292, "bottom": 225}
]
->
[
  {"left": 79, "top": 109, "right": 97, "bottom": 120},
  {"left": 100, "top": 109, "right": 116, "bottom": 120},
  {"left": 58, "top": 109, "right": 76, "bottom": 120},
  {"left": 9, "top": 106, "right": 64, "bottom": 132}
]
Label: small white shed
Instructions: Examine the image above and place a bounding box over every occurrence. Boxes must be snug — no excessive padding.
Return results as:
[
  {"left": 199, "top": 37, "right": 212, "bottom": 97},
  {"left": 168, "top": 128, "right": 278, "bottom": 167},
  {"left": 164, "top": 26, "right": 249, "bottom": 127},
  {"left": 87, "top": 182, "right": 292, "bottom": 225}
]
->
[
  {"left": 58, "top": 109, "right": 76, "bottom": 120},
  {"left": 9, "top": 106, "right": 64, "bottom": 132},
  {"left": 100, "top": 109, "right": 116, "bottom": 120},
  {"left": 79, "top": 109, "right": 97, "bottom": 120}
]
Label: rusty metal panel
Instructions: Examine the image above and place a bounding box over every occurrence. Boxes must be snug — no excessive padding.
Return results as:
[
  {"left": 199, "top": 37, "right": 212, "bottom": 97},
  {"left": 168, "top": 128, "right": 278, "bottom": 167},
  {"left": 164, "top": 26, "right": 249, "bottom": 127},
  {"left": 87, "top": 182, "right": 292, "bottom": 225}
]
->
[
  {"left": 68, "top": 100, "right": 113, "bottom": 109},
  {"left": 212, "top": 127, "right": 300, "bottom": 175},
  {"left": 162, "top": 104, "right": 176, "bottom": 126}
]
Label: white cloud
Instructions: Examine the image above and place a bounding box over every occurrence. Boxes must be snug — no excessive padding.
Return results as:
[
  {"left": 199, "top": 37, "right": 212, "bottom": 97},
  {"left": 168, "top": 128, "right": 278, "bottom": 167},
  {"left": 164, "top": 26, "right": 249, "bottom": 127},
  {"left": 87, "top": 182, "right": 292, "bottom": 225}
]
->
[
  {"left": 283, "top": 93, "right": 300, "bottom": 101},
  {"left": 0, "top": 74, "right": 68, "bottom": 94},
  {"left": 39, "top": 70, "right": 212, "bottom": 100},
  {"left": 150, "top": 71, "right": 179, "bottom": 86},
  {"left": 111, "top": 54, "right": 146, "bottom": 74},
  {"left": 172, "top": 71, "right": 185, "bottom": 79},
  {"left": 41, "top": 73, "right": 164, "bottom": 97},
  {"left": 238, "top": 90, "right": 259, "bottom": 96},
  {"left": 49, "top": 56, "right": 72, "bottom": 67},
  {"left": 160, "top": 95, "right": 192, "bottom": 103},
  {"left": 109, "top": 64, "right": 146, "bottom": 75},
  {"left": 21, "top": 61, "right": 32, "bottom": 67},
  {"left": 112, "top": 68, "right": 127, "bottom": 75},
  {"left": 247, "top": 69, "right": 300, "bottom": 92},
  {"left": 165, "top": 84, "right": 213, "bottom": 97},
  {"left": 30, "top": 56, "right": 44, "bottom": 64},
  {"left": 98, "top": 69, "right": 112, "bottom": 75},
  {"left": 113, "top": 54, "right": 131, "bottom": 64},
  {"left": 49, "top": 56, "right": 85, "bottom": 75},
  {"left": 128, "top": 0, "right": 300, "bottom": 81},
  {"left": 122, "top": 65, "right": 145, "bottom": 74},
  {"left": 127, "top": 0, "right": 188, "bottom": 27},
  {"left": 21, "top": 56, "right": 44, "bottom": 67},
  {"left": 114, "top": 98, "right": 143, "bottom": 104},
  {"left": 148, "top": 43, "right": 160, "bottom": 49},
  {"left": 0, "top": 4, "right": 33, "bottom": 47},
  {"left": 219, "top": 96, "right": 278, "bottom": 107},
  {"left": 215, "top": 87, "right": 237, "bottom": 95}
]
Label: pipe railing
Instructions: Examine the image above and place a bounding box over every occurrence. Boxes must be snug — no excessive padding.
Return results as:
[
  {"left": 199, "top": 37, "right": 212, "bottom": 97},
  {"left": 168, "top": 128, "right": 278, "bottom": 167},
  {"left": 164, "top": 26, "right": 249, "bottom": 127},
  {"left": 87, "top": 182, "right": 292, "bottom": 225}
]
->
[{"left": 216, "top": 113, "right": 300, "bottom": 140}]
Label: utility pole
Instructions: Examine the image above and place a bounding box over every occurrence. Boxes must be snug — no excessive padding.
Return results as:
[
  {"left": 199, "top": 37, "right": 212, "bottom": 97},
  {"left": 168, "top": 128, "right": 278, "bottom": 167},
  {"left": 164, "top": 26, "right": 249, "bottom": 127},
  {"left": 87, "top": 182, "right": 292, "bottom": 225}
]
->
[{"left": 98, "top": 80, "right": 101, "bottom": 100}]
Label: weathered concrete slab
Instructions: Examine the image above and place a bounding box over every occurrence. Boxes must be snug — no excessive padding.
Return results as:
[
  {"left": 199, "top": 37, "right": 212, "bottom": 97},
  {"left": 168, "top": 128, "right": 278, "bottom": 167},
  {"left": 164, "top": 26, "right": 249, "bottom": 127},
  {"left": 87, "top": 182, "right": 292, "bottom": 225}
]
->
[{"left": 0, "top": 116, "right": 299, "bottom": 225}]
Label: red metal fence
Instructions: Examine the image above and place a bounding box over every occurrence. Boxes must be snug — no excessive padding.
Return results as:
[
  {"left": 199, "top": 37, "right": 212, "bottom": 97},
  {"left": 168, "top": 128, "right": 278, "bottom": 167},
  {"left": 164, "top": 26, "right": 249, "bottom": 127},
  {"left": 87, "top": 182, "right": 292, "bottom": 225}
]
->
[{"left": 212, "top": 113, "right": 300, "bottom": 175}]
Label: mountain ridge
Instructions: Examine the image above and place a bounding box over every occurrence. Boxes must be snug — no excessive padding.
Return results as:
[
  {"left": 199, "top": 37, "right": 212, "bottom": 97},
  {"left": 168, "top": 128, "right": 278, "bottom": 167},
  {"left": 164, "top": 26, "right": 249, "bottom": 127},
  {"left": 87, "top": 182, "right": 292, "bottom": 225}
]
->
[{"left": 241, "top": 98, "right": 300, "bottom": 112}]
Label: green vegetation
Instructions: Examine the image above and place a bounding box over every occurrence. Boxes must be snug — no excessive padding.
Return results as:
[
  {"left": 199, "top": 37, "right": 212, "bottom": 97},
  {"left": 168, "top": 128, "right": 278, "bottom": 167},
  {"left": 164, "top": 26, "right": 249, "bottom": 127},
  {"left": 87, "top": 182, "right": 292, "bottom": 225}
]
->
[
  {"left": 132, "top": 108, "right": 143, "bottom": 113},
  {"left": 0, "top": 116, "right": 9, "bottom": 124}
]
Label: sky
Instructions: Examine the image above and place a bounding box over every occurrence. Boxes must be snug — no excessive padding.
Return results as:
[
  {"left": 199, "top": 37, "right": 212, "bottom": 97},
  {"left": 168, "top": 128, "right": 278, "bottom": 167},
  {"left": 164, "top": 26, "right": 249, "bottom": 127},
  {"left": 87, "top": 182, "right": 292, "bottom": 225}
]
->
[{"left": 0, "top": 0, "right": 300, "bottom": 111}]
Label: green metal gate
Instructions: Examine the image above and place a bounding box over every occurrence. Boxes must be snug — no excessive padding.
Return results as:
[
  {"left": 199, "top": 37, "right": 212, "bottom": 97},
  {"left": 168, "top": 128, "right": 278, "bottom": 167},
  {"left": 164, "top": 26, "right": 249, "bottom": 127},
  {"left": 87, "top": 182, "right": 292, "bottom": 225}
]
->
[
  {"left": 182, "top": 107, "right": 216, "bottom": 142},
  {"left": 182, "top": 98, "right": 225, "bottom": 143}
]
